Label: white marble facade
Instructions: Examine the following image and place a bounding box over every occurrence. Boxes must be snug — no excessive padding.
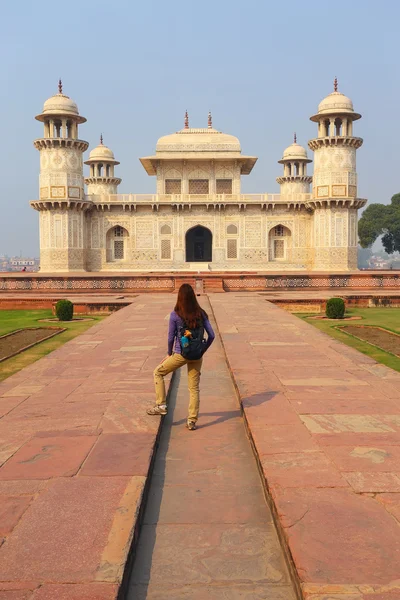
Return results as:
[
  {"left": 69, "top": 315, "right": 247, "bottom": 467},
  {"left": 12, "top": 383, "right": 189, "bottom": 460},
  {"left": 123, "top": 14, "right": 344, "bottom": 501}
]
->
[{"left": 31, "top": 81, "right": 366, "bottom": 272}]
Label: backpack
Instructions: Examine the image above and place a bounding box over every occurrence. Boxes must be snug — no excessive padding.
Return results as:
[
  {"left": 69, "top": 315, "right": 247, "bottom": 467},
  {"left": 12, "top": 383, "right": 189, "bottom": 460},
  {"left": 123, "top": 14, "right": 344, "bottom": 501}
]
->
[{"left": 179, "top": 317, "right": 205, "bottom": 360}]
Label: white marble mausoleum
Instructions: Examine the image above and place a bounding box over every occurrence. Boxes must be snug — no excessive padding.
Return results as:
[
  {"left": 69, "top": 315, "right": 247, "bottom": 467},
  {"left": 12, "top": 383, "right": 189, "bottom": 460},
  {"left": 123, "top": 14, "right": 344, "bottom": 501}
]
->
[{"left": 31, "top": 79, "right": 366, "bottom": 272}]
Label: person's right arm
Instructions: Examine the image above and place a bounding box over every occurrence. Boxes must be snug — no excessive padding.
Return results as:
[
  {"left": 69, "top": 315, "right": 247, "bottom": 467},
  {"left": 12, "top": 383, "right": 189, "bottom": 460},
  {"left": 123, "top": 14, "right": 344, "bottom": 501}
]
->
[{"left": 167, "top": 312, "right": 177, "bottom": 355}]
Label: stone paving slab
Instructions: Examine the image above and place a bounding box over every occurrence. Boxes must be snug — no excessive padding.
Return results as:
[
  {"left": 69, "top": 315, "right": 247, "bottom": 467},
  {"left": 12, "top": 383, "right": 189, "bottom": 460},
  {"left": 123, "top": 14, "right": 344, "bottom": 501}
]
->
[
  {"left": 209, "top": 293, "right": 400, "bottom": 599},
  {"left": 0, "top": 297, "right": 173, "bottom": 599}
]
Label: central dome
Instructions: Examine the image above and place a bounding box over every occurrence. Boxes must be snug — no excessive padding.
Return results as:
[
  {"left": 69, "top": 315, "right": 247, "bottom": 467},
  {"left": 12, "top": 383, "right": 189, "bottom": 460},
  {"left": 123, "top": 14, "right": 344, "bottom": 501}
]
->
[
  {"left": 156, "top": 128, "right": 241, "bottom": 153},
  {"left": 140, "top": 118, "right": 257, "bottom": 176}
]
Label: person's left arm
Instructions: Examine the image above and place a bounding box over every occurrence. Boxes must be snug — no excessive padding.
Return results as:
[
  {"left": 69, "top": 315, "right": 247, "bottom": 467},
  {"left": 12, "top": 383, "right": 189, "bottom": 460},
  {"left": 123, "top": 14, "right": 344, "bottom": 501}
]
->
[{"left": 203, "top": 317, "right": 215, "bottom": 352}]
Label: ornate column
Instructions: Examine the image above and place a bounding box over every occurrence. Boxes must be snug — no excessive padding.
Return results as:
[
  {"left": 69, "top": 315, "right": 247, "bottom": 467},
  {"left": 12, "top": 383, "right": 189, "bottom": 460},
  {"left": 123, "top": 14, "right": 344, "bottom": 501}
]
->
[
  {"left": 308, "top": 77, "right": 366, "bottom": 270},
  {"left": 32, "top": 80, "right": 91, "bottom": 272}
]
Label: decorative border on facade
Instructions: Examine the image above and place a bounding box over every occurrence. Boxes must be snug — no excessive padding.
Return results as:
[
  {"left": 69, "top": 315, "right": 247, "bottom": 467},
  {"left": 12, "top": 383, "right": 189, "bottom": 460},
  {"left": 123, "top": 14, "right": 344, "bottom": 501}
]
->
[
  {"left": 1, "top": 273, "right": 400, "bottom": 293},
  {"left": 50, "top": 186, "right": 66, "bottom": 199},
  {"left": 68, "top": 186, "right": 81, "bottom": 199}
]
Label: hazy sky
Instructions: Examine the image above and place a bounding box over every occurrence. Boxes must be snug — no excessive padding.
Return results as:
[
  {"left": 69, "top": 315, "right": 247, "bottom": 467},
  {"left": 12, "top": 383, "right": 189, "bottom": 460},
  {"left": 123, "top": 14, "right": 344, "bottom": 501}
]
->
[{"left": 0, "top": 0, "right": 399, "bottom": 256}]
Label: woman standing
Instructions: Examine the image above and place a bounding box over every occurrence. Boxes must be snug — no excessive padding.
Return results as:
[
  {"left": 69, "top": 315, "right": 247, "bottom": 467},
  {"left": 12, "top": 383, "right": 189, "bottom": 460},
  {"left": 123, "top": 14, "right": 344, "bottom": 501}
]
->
[{"left": 147, "top": 284, "right": 215, "bottom": 430}]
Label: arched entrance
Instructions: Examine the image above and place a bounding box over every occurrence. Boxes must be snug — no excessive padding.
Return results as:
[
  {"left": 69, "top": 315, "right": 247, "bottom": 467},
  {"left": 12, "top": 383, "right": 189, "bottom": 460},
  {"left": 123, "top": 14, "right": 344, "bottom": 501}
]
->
[{"left": 185, "top": 226, "right": 212, "bottom": 262}]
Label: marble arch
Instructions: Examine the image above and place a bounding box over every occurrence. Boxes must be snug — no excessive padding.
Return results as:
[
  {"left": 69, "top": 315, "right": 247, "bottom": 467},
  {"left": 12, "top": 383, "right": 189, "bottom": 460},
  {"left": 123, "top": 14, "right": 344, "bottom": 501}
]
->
[{"left": 185, "top": 225, "right": 212, "bottom": 263}]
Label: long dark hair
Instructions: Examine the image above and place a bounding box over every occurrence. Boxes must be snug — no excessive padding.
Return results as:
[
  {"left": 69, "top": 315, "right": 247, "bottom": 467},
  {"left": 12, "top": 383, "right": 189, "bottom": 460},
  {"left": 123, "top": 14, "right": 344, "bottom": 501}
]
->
[{"left": 174, "top": 284, "right": 208, "bottom": 328}]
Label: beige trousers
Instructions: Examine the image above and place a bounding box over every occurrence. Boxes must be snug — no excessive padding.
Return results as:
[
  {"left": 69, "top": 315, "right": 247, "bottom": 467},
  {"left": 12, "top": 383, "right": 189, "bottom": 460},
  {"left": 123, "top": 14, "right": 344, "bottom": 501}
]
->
[{"left": 154, "top": 353, "right": 202, "bottom": 422}]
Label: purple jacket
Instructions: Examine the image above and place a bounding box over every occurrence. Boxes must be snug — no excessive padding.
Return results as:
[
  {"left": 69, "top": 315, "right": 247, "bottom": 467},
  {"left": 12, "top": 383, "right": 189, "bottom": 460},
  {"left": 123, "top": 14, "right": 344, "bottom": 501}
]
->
[{"left": 168, "top": 311, "right": 215, "bottom": 356}]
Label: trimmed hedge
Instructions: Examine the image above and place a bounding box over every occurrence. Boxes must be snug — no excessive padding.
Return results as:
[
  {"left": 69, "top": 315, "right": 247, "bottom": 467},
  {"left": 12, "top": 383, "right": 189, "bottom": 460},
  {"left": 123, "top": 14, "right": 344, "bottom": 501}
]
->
[
  {"left": 326, "top": 297, "right": 345, "bottom": 319},
  {"left": 55, "top": 299, "right": 74, "bottom": 322}
]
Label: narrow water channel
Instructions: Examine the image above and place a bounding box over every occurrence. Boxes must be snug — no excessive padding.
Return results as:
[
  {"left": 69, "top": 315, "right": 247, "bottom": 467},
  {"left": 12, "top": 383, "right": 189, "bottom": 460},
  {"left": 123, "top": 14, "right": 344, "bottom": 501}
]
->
[{"left": 127, "top": 304, "right": 297, "bottom": 599}]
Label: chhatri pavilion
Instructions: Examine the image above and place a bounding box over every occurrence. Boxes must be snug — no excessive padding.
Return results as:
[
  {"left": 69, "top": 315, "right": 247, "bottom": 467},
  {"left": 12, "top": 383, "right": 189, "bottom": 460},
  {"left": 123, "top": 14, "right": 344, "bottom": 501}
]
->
[{"left": 31, "top": 79, "right": 366, "bottom": 273}]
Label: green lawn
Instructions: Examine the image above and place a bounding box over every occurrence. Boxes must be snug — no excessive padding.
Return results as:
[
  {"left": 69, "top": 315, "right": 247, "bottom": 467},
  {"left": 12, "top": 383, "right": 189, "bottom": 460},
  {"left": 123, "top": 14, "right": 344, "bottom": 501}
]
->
[
  {"left": 298, "top": 308, "right": 400, "bottom": 373},
  {"left": 0, "top": 309, "right": 104, "bottom": 382}
]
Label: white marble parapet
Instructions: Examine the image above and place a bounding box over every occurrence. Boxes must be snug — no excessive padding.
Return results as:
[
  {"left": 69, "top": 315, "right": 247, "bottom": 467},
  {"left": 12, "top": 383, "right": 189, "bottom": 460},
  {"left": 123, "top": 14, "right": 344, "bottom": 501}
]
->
[{"left": 86, "top": 192, "right": 314, "bottom": 205}]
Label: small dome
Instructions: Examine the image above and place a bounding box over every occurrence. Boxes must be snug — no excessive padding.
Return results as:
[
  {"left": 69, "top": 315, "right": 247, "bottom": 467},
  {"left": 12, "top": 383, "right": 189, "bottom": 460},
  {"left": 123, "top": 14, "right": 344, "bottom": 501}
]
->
[
  {"left": 278, "top": 136, "right": 312, "bottom": 164},
  {"left": 42, "top": 93, "right": 79, "bottom": 117},
  {"left": 282, "top": 142, "right": 308, "bottom": 160},
  {"left": 84, "top": 136, "right": 120, "bottom": 165},
  {"left": 317, "top": 91, "right": 354, "bottom": 115},
  {"left": 88, "top": 144, "right": 115, "bottom": 161}
]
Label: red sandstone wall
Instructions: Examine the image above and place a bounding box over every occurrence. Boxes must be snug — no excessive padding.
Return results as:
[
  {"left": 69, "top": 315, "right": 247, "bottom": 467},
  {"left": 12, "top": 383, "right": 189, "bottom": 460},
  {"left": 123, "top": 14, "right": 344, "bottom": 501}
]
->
[{"left": 0, "top": 271, "right": 400, "bottom": 295}]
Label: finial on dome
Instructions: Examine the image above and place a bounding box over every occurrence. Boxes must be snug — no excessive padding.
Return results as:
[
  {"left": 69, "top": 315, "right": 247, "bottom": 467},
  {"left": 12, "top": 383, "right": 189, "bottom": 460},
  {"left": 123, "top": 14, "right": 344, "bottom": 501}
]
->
[
  {"left": 184, "top": 110, "right": 189, "bottom": 129},
  {"left": 100, "top": 133, "right": 103, "bottom": 145},
  {"left": 208, "top": 111, "right": 212, "bottom": 129},
  {"left": 334, "top": 76, "right": 338, "bottom": 92},
  {"left": 58, "top": 79, "right": 63, "bottom": 94},
  {"left": 294, "top": 132, "right": 297, "bottom": 143}
]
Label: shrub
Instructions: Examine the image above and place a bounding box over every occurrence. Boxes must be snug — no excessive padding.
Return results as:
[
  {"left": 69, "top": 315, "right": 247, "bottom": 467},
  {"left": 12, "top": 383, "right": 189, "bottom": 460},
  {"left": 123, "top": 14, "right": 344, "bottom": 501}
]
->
[
  {"left": 55, "top": 299, "right": 74, "bottom": 321},
  {"left": 326, "top": 297, "right": 345, "bottom": 319}
]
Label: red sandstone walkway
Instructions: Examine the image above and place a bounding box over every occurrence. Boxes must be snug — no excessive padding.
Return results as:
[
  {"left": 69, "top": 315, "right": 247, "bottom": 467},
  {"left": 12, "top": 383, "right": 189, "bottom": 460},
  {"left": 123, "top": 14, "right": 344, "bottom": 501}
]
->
[
  {"left": 3, "top": 293, "right": 400, "bottom": 599},
  {"left": 210, "top": 293, "right": 400, "bottom": 600},
  {"left": 127, "top": 299, "right": 297, "bottom": 599},
  {"left": 0, "top": 297, "right": 174, "bottom": 599}
]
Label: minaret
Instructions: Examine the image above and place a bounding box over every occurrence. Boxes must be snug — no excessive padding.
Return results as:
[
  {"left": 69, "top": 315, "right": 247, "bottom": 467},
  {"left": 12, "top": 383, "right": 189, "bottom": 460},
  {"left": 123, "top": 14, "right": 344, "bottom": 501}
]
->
[
  {"left": 276, "top": 133, "right": 312, "bottom": 197},
  {"left": 84, "top": 135, "right": 122, "bottom": 195},
  {"left": 308, "top": 78, "right": 367, "bottom": 270},
  {"left": 31, "top": 80, "right": 90, "bottom": 272}
]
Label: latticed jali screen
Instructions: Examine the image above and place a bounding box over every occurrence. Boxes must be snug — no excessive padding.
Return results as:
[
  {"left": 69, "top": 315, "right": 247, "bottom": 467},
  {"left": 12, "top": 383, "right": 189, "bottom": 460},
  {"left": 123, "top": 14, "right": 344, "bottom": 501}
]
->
[
  {"left": 274, "top": 239, "right": 285, "bottom": 259},
  {"left": 114, "top": 226, "right": 125, "bottom": 237},
  {"left": 189, "top": 179, "right": 209, "bottom": 194},
  {"left": 114, "top": 240, "right": 124, "bottom": 259},
  {"left": 227, "top": 238, "right": 238, "bottom": 259},
  {"left": 161, "top": 239, "right": 172, "bottom": 260},
  {"left": 216, "top": 179, "right": 232, "bottom": 194},
  {"left": 165, "top": 179, "right": 182, "bottom": 194}
]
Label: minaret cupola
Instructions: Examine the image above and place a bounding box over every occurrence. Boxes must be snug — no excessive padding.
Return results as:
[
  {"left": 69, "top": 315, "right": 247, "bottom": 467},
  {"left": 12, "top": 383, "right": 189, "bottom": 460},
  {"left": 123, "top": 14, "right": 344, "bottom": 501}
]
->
[
  {"left": 35, "top": 79, "right": 87, "bottom": 140},
  {"left": 310, "top": 77, "right": 361, "bottom": 138},
  {"left": 84, "top": 135, "right": 122, "bottom": 195},
  {"left": 307, "top": 78, "right": 366, "bottom": 271},
  {"left": 276, "top": 134, "right": 312, "bottom": 197},
  {"left": 32, "top": 80, "right": 89, "bottom": 205},
  {"left": 308, "top": 77, "right": 363, "bottom": 202},
  {"left": 31, "top": 80, "right": 90, "bottom": 272}
]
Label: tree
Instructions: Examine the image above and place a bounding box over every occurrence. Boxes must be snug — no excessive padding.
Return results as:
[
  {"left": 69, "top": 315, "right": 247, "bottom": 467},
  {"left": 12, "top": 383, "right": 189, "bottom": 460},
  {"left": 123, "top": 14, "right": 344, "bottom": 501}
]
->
[{"left": 358, "top": 193, "right": 400, "bottom": 253}]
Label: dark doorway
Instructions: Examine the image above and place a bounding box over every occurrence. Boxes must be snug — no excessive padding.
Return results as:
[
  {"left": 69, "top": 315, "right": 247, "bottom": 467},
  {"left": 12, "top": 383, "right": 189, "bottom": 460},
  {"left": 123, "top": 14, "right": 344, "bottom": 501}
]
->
[{"left": 185, "top": 226, "right": 212, "bottom": 262}]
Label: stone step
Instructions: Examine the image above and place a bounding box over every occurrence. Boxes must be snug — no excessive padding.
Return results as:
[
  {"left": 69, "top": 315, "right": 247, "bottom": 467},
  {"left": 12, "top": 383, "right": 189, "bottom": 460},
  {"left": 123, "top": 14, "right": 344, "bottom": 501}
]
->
[{"left": 187, "top": 262, "right": 211, "bottom": 271}]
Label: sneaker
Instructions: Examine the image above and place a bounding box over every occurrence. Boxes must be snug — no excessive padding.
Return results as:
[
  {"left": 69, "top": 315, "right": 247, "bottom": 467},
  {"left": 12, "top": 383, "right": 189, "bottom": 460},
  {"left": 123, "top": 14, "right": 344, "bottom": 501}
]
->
[
  {"left": 147, "top": 405, "right": 167, "bottom": 416},
  {"left": 186, "top": 420, "right": 196, "bottom": 430}
]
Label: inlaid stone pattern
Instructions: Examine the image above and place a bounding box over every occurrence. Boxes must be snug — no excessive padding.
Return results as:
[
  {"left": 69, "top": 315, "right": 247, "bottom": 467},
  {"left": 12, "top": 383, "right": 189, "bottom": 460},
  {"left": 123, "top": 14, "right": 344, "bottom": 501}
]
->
[{"left": 1, "top": 273, "right": 400, "bottom": 293}]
